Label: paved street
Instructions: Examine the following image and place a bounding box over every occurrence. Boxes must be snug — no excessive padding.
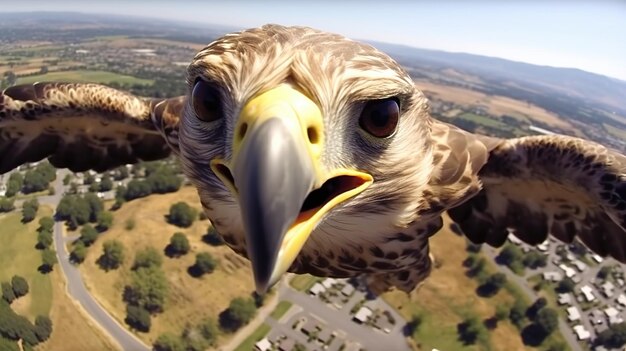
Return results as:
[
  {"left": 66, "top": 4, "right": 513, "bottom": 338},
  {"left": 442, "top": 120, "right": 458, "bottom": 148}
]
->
[{"left": 49, "top": 170, "right": 150, "bottom": 351}]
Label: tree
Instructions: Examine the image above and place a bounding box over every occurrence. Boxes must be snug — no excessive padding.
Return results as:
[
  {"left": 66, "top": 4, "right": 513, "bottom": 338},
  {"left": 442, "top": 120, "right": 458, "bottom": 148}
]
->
[
  {"left": 99, "top": 174, "right": 113, "bottom": 192},
  {"left": 597, "top": 322, "right": 626, "bottom": 348},
  {"left": 199, "top": 318, "right": 219, "bottom": 346},
  {"left": 0, "top": 196, "right": 15, "bottom": 212},
  {"left": 37, "top": 229, "right": 53, "bottom": 250},
  {"left": 457, "top": 316, "right": 487, "bottom": 345},
  {"left": 21, "top": 199, "right": 39, "bottom": 223},
  {"left": 33, "top": 315, "right": 52, "bottom": 342},
  {"left": 527, "top": 297, "right": 548, "bottom": 320},
  {"left": 190, "top": 252, "right": 217, "bottom": 277},
  {"left": 70, "top": 241, "right": 87, "bottom": 263},
  {"left": 11, "top": 276, "right": 28, "bottom": 298},
  {"left": 509, "top": 300, "right": 527, "bottom": 328},
  {"left": 40, "top": 249, "right": 57, "bottom": 273},
  {"left": 478, "top": 272, "right": 507, "bottom": 296},
  {"left": 522, "top": 250, "right": 547, "bottom": 269},
  {"left": 2, "top": 282, "right": 15, "bottom": 303},
  {"left": 114, "top": 166, "right": 129, "bottom": 180},
  {"left": 598, "top": 265, "right": 613, "bottom": 280},
  {"left": 498, "top": 244, "right": 524, "bottom": 272},
  {"left": 62, "top": 174, "right": 72, "bottom": 185},
  {"left": 535, "top": 308, "right": 559, "bottom": 335},
  {"left": 124, "top": 180, "right": 152, "bottom": 200},
  {"left": 96, "top": 211, "right": 114, "bottom": 232},
  {"left": 83, "top": 192, "right": 103, "bottom": 222},
  {"left": 125, "top": 305, "right": 151, "bottom": 332},
  {"left": 166, "top": 232, "right": 190, "bottom": 257},
  {"left": 154, "top": 332, "right": 185, "bottom": 351},
  {"left": 556, "top": 277, "right": 576, "bottom": 293},
  {"left": 79, "top": 224, "right": 99, "bottom": 247},
  {"left": 168, "top": 202, "right": 198, "bottom": 228},
  {"left": 202, "top": 226, "right": 224, "bottom": 246},
  {"left": 404, "top": 314, "right": 422, "bottom": 336},
  {"left": 124, "top": 266, "right": 168, "bottom": 313},
  {"left": 38, "top": 217, "right": 54, "bottom": 232},
  {"left": 5, "top": 172, "right": 23, "bottom": 197},
  {"left": 220, "top": 297, "right": 257, "bottom": 332},
  {"left": 133, "top": 247, "right": 163, "bottom": 270},
  {"left": 98, "top": 240, "right": 125, "bottom": 271}
]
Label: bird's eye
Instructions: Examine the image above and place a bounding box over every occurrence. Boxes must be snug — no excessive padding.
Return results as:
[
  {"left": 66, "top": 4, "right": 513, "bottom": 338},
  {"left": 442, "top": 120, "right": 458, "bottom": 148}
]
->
[
  {"left": 358, "top": 98, "right": 400, "bottom": 138},
  {"left": 192, "top": 80, "right": 223, "bottom": 122}
]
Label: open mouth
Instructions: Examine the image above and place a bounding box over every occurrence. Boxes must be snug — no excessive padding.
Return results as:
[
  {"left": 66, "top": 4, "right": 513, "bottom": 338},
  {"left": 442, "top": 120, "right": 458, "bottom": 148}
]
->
[{"left": 295, "top": 175, "right": 369, "bottom": 225}]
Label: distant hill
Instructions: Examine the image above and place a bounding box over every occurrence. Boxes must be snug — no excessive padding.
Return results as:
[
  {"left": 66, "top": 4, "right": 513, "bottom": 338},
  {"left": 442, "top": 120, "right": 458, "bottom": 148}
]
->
[{"left": 368, "top": 41, "right": 626, "bottom": 120}]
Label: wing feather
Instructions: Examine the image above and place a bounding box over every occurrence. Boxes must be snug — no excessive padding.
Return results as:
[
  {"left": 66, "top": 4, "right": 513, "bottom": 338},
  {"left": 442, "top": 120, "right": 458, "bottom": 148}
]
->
[
  {"left": 447, "top": 133, "right": 626, "bottom": 262},
  {"left": 0, "top": 82, "right": 185, "bottom": 173}
]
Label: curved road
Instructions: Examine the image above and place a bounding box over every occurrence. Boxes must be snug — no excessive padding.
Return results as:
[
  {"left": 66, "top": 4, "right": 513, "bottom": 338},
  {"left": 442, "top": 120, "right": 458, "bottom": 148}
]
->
[{"left": 48, "top": 171, "right": 150, "bottom": 351}]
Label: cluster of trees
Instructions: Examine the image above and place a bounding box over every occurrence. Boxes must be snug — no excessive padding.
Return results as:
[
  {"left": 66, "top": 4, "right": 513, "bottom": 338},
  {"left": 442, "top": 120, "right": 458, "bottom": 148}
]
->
[
  {"left": 1, "top": 276, "right": 29, "bottom": 304},
  {"left": 4, "top": 173, "right": 23, "bottom": 198},
  {"left": 22, "top": 163, "right": 56, "bottom": 194},
  {"left": 35, "top": 217, "right": 57, "bottom": 273},
  {"left": 114, "top": 161, "right": 182, "bottom": 206},
  {"left": 21, "top": 199, "right": 39, "bottom": 223},
  {"left": 123, "top": 246, "right": 168, "bottom": 332},
  {"left": 56, "top": 193, "right": 105, "bottom": 230},
  {"left": 597, "top": 322, "right": 626, "bottom": 348},
  {"left": 0, "top": 197, "right": 15, "bottom": 213},
  {"left": 167, "top": 202, "right": 198, "bottom": 228},
  {"left": 0, "top": 301, "right": 52, "bottom": 349},
  {"left": 188, "top": 252, "right": 217, "bottom": 278},
  {"left": 165, "top": 232, "right": 190, "bottom": 258},
  {"left": 457, "top": 316, "right": 488, "bottom": 346},
  {"left": 497, "top": 244, "right": 547, "bottom": 274},
  {"left": 97, "top": 240, "right": 125, "bottom": 271},
  {"left": 218, "top": 297, "right": 257, "bottom": 332},
  {"left": 154, "top": 318, "right": 219, "bottom": 351}
]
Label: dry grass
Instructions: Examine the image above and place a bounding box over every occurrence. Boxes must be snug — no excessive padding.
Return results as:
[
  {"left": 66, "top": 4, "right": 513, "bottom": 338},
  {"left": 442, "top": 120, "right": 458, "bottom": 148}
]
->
[
  {"left": 38, "top": 270, "right": 119, "bottom": 351},
  {"left": 382, "top": 216, "right": 532, "bottom": 351},
  {"left": 78, "top": 186, "right": 255, "bottom": 346},
  {"left": 416, "top": 80, "right": 580, "bottom": 135}
]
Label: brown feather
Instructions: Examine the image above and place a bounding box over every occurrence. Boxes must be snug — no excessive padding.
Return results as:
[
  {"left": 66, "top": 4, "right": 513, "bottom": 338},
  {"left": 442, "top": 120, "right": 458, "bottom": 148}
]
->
[{"left": 0, "top": 82, "right": 184, "bottom": 173}]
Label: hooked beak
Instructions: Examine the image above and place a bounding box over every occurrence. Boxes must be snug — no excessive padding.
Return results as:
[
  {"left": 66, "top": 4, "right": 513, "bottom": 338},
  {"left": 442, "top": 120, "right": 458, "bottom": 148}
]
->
[{"left": 211, "top": 84, "right": 372, "bottom": 294}]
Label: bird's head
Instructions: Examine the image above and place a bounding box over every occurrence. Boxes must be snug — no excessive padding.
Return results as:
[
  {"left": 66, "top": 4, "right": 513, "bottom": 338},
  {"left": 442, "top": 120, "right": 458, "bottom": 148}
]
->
[{"left": 178, "top": 25, "right": 434, "bottom": 293}]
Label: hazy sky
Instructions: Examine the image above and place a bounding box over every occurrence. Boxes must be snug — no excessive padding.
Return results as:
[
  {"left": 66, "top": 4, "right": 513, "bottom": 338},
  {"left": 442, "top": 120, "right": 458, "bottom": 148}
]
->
[{"left": 2, "top": 1, "right": 625, "bottom": 80}]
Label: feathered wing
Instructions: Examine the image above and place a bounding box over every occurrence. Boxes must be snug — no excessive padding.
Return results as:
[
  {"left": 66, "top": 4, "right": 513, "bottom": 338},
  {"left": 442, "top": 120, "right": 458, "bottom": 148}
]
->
[
  {"left": 446, "top": 128, "right": 626, "bottom": 262},
  {"left": 0, "top": 82, "right": 185, "bottom": 174}
]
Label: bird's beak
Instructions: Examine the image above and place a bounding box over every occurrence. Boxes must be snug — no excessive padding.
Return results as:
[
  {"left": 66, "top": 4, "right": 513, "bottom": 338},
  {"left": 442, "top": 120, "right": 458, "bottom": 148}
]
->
[{"left": 210, "top": 84, "right": 372, "bottom": 294}]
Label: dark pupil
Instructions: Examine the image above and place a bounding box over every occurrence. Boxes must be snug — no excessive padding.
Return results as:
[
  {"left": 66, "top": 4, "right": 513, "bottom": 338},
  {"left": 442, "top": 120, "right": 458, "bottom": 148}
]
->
[
  {"left": 370, "top": 105, "right": 390, "bottom": 128},
  {"left": 202, "top": 95, "right": 218, "bottom": 113}
]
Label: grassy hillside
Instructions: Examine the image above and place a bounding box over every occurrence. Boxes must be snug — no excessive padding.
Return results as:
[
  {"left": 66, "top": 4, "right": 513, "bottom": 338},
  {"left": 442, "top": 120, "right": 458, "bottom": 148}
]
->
[{"left": 16, "top": 70, "right": 153, "bottom": 85}]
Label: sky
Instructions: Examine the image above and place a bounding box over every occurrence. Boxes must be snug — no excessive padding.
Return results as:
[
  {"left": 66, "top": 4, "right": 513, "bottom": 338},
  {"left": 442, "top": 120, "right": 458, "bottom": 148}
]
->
[{"left": 1, "top": 0, "right": 625, "bottom": 81}]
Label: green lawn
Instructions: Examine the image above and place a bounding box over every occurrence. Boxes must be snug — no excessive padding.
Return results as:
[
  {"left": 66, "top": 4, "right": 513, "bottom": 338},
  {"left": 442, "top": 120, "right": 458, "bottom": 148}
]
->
[
  {"left": 0, "top": 208, "right": 53, "bottom": 319},
  {"left": 270, "top": 300, "right": 293, "bottom": 320},
  {"left": 16, "top": 70, "right": 153, "bottom": 86},
  {"left": 234, "top": 323, "right": 271, "bottom": 351},
  {"left": 289, "top": 274, "right": 321, "bottom": 292}
]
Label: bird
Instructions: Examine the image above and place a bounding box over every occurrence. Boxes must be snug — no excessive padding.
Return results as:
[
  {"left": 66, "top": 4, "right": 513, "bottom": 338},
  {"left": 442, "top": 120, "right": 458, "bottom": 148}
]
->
[{"left": 1, "top": 24, "right": 626, "bottom": 295}]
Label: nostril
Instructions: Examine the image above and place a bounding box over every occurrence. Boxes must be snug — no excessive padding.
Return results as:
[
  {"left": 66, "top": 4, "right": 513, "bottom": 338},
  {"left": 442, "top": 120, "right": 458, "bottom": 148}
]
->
[
  {"left": 238, "top": 123, "right": 248, "bottom": 141},
  {"left": 307, "top": 127, "right": 319, "bottom": 144}
]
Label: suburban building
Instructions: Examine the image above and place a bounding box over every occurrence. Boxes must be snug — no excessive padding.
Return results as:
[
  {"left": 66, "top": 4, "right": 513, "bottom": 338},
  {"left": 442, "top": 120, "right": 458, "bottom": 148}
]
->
[
  {"left": 567, "top": 306, "right": 581, "bottom": 322},
  {"left": 558, "top": 293, "right": 572, "bottom": 305},
  {"left": 573, "top": 325, "right": 591, "bottom": 340},
  {"left": 580, "top": 285, "right": 596, "bottom": 302},
  {"left": 309, "top": 283, "right": 326, "bottom": 296},
  {"left": 254, "top": 338, "right": 272, "bottom": 351},
  {"left": 353, "top": 306, "right": 373, "bottom": 324}
]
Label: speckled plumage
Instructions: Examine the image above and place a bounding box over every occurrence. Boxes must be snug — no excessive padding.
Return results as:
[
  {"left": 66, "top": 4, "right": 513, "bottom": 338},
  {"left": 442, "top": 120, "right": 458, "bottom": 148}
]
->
[{"left": 1, "top": 24, "right": 626, "bottom": 293}]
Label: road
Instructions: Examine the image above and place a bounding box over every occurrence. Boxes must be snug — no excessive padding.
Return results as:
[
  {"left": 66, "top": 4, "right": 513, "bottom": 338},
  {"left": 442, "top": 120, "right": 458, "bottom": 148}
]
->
[
  {"left": 49, "top": 170, "right": 150, "bottom": 351},
  {"left": 483, "top": 246, "right": 583, "bottom": 351}
]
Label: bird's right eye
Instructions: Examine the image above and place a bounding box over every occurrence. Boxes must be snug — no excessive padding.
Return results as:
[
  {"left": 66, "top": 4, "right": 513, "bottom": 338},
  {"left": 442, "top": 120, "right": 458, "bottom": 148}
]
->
[{"left": 192, "top": 80, "right": 223, "bottom": 122}]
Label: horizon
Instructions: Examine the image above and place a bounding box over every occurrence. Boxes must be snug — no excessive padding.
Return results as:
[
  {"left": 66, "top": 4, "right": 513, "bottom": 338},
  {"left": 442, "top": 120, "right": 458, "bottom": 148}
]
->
[{"left": 1, "top": 1, "right": 625, "bottom": 81}]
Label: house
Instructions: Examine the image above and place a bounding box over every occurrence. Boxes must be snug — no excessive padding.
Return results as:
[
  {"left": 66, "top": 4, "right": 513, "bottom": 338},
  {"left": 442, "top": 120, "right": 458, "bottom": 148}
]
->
[
  {"left": 322, "top": 277, "right": 338, "bottom": 289},
  {"left": 618, "top": 294, "right": 626, "bottom": 307},
  {"left": 572, "top": 260, "right": 587, "bottom": 272},
  {"left": 557, "top": 293, "right": 572, "bottom": 305},
  {"left": 573, "top": 325, "right": 591, "bottom": 340},
  {"left": 592, "top": 254, "right": 604, "bottom": 263},
  {"left": 341, "top": 283, "right": 355, "bottom": 297},
  {"left": 580, "top": 285, "right": 596, "bottom": 302},
  {"left": 605, "top": 307, "right": 623, "bottom": 325},
  {"left": 353, "top": 306, "right": 373, "bottom": 324},
  {"left": 543, "top": 271, "right": 563, "bottom": 282},
  {"left": 567, "top": 306, "right": 581, "bottom": 321},
  {"left": 344, "top": 342, "right": 362, "bottom": 351},
  {"left": 558, "top": 264, "right": 577, "bottom": 278},
  {"left": 508, "top": 235, "right": 523, "bottom": 245},
  {"left": 601, "top": 281, "right": 616, "bottom": 297},
  {"left": 309, "top": 283, "right": 326, "bottom": 296},
  {"left": 254, "top": 338, "right": 272, "bottom": 351},
  {"left": 278, "top": 338, "right": 296, "bottom": 351},
  {"left": 537, "top": 240, "right": 549, "bottom": 252}
]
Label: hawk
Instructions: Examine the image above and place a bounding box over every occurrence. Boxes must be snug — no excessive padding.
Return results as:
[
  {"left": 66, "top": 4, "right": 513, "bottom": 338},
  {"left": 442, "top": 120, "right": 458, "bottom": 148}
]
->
[{"left": 1, "top": 25, "right": 625, "bottom": 294}]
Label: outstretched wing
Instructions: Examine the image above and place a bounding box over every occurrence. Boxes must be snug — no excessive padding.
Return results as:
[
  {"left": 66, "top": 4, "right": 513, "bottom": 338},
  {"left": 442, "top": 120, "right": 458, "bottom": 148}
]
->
[
  {"left": 447, "top": 132, "right": 626, "bottom": 262},
  {"left": 0, "top": 82, "right": 185, "bottom": 173}
]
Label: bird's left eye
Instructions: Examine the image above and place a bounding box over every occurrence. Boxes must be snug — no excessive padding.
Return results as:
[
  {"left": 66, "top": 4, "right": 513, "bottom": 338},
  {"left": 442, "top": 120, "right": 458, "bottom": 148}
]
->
[
  {"left": 358, "top": 98, "right": 400, "bottom": 138},
  {"left": 192, "top": 79, "right": 223, "bottom": 123}
]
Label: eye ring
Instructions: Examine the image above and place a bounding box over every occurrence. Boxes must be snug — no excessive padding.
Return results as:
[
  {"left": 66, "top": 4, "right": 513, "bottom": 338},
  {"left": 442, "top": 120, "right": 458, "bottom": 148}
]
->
[
  {"left": 192, "top": 79, "right": 223, "bottom": 123},
  {"left": 358, "top": 98, "right": 400, "bottom": 138}
]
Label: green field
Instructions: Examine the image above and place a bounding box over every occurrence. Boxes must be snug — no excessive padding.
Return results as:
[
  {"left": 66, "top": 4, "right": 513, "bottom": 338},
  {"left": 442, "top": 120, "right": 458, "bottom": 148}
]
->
[
  {"left": 270, "top": 300, "right": 293, "bottom": 320},
  {"left": 0, "top": 208, "right": 53, "bottom": 320},
  {"left": 289, "top": 274, "right": 322, "bottom": 292},
  {"left": 16, "top": 70, "right": 153, "bottom": 85},
  {"left": 458, "top": 112, "right": 508, "bottom": 129},
  {"left": 234, "top": 323, "right": 271, "bottom": 351}
]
